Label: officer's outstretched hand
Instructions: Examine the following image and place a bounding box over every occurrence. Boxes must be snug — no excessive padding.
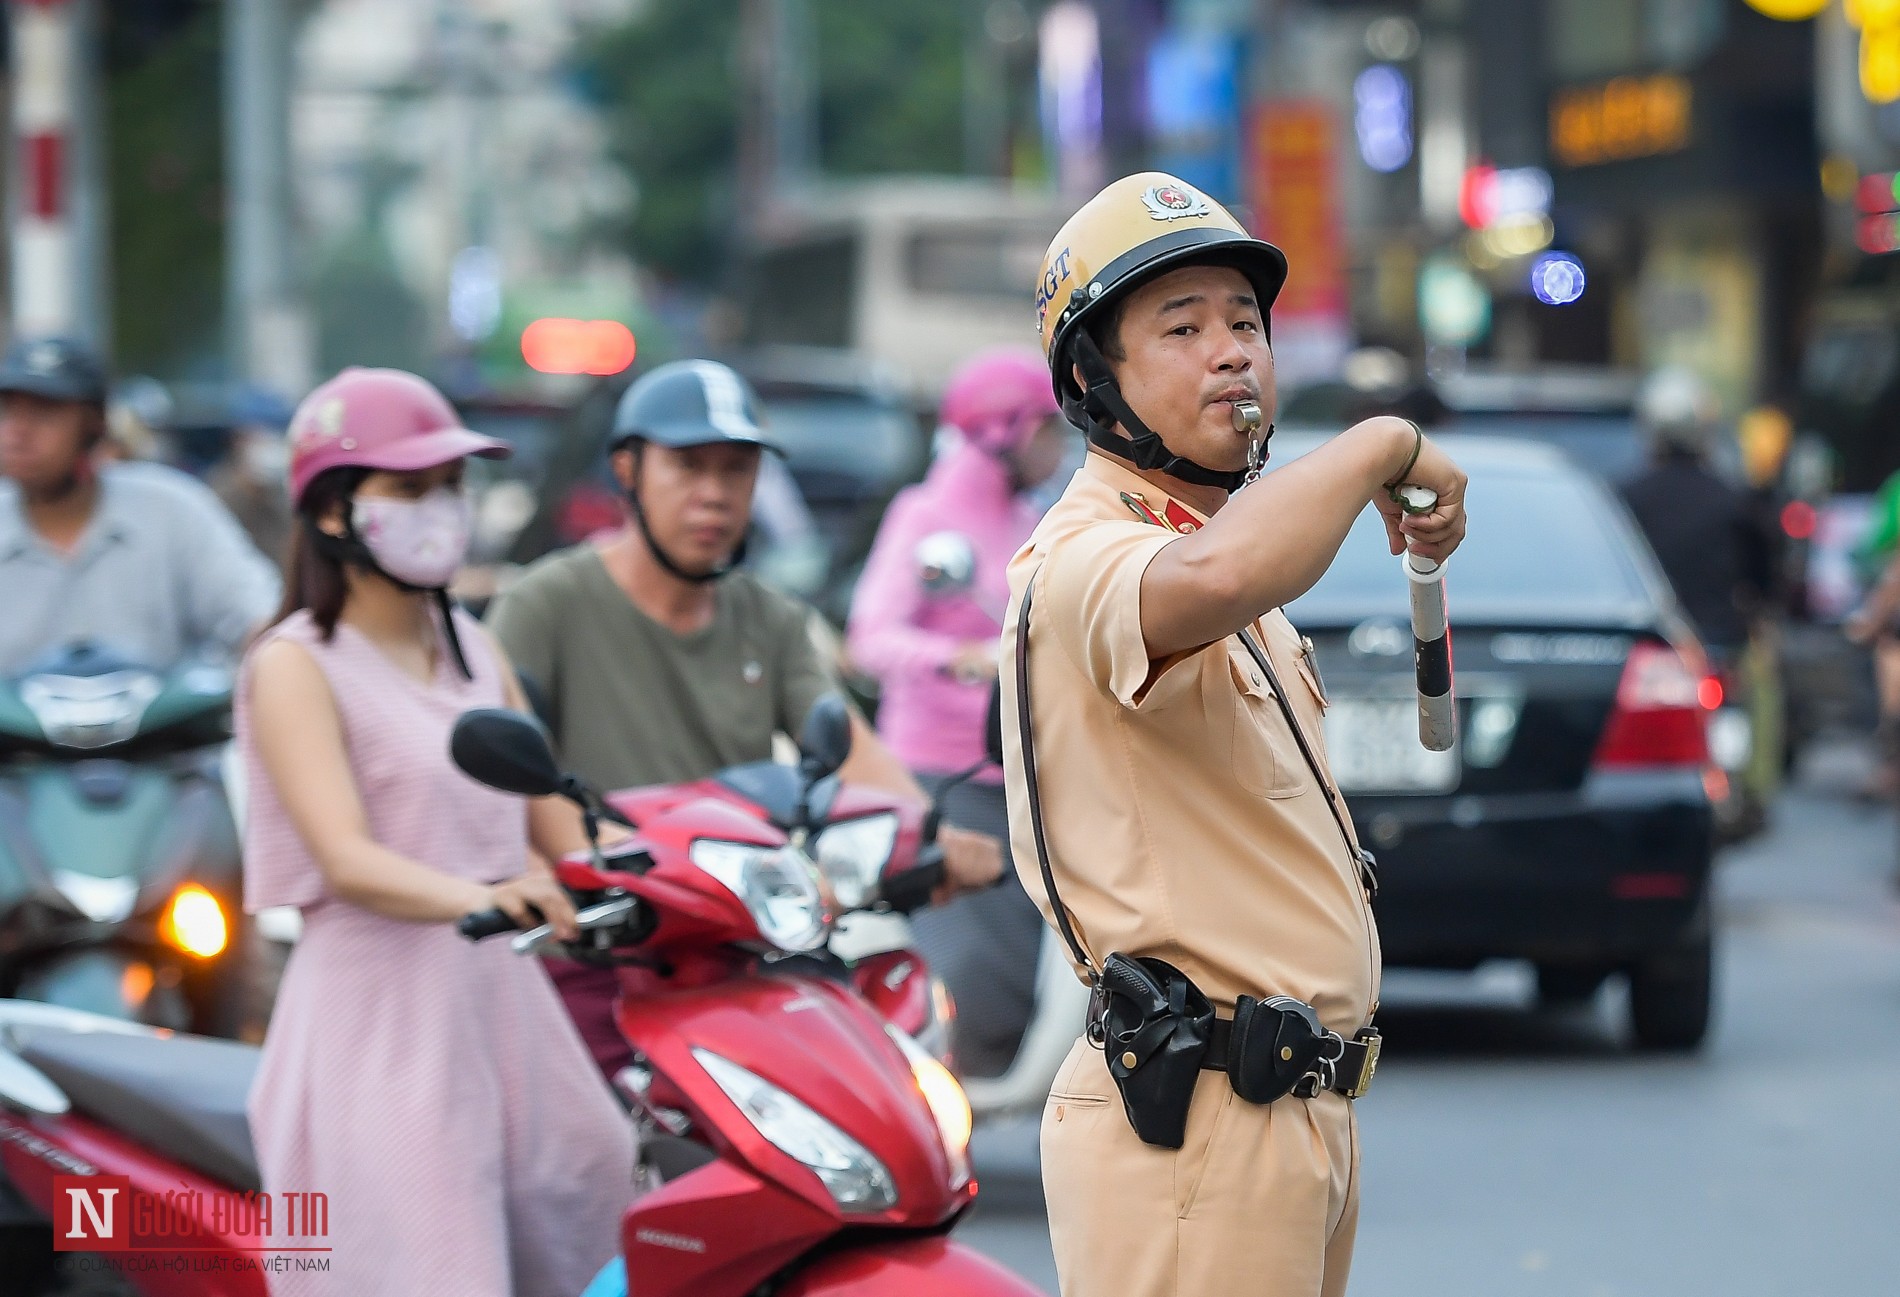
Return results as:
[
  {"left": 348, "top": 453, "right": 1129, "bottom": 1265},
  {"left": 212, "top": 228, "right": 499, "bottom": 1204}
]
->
[
  {"left": 934, "top": 825, "right": 1006, "bottom": 904},
  {"left": 1371, "top": 430, "right": 1467, "bottom": 566}
]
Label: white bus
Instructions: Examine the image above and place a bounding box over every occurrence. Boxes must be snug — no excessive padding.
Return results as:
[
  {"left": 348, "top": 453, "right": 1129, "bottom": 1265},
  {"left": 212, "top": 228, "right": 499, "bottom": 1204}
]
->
[{"left": 738, "top": 177, "right": 1072, "bottom": 400}]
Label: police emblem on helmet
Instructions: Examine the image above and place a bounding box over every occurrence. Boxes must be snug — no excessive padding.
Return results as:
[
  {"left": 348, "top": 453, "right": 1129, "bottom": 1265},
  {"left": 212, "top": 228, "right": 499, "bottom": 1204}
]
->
[{"left": 1142, "top": 184, "right": 1211, "bottom": 221}]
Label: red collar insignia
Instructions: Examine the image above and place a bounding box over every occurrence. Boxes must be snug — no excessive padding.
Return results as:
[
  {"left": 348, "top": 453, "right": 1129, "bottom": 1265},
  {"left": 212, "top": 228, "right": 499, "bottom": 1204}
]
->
[
  {"left": 1163, "top": 500, "right": 1203, "bottom": 533},
  {"left": 1119, "top": 491, "right": 1205, "bottom": 535}
]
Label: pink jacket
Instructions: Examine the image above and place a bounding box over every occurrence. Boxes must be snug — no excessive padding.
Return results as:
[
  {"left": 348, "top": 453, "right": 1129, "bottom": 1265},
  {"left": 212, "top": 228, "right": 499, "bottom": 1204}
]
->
[{"left": 848, "top": 441, "right": 1044, "bottom": 778}]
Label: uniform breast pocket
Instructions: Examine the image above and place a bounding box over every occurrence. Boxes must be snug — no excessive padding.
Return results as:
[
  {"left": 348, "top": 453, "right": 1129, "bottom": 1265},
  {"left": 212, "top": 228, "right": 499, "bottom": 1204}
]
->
[{"left": 1224, "top": 646, "right": 1305, "bottom": 800}]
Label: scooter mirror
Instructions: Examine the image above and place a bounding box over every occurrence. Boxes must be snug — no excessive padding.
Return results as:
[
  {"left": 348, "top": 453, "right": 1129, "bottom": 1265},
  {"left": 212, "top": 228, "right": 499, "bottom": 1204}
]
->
[
  {"left": 984, "top": 680, "right": 1005, "bottom": 767},
  {"left": 451, "top": 708, "right": 565, "bottom": 798},
  {"left": 798, "top": 694, "right": 854, "bottom": 781}
]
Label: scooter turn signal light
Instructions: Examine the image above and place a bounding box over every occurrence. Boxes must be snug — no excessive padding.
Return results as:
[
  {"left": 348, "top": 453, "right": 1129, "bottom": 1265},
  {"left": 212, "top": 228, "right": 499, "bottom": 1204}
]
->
[{"left": 161, "top": 884, "right": 229, "bottom": 960}]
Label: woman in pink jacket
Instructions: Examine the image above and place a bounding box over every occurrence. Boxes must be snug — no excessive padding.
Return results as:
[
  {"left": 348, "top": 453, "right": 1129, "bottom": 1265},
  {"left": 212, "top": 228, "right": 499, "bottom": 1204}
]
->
[{"left": 847, "top": 347, "right": 1071, "bottom": 1077}]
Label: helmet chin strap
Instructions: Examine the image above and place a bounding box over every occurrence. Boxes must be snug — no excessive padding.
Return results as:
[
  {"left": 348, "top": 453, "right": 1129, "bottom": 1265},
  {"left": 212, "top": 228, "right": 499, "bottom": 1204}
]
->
[
  {"left": 625, "top": 445, "right": 746, "bottom": 586},
  {"left": 1068, "top": 332, "right": 1266, "bottom": 493},
  {"left": 306, "top": 518, "right": 472, "bottom": 680}
]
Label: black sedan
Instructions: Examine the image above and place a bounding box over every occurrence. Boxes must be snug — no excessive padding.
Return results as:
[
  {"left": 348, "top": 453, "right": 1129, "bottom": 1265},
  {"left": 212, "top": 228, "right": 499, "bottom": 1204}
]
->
[{"left": 1279, "top": 433, "right": 1720, "bottom": 1050}]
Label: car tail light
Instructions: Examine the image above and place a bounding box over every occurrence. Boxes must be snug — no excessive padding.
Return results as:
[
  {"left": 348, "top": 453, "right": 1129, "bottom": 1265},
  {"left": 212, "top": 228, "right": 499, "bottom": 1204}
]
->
[{"left": 1593, "top": 641, "right": 1710, "bottom": 768}]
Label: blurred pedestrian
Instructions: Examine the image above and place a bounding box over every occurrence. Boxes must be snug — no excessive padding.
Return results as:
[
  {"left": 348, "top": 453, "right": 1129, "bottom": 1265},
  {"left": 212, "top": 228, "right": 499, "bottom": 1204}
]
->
[
  {"left": 240, "top": 368, "right": 632, "bottom": 1296},
  {"left": 1620, "top": 368, "right": 1774, "bottom": 661},
  {"left": 209, "top": 425, "right": 293, "bottom": 571},
  {"left": 1845, "top": 467, "right": 1900, "bottom": 804},
  {"left": 1622, "top": 368, "right": 1779, "bottom": 827},
  {"left": 847, "top": 347, "right": 1072, "bottom": 1078},
  {"left": 209, "top": 389, "right": 296, "bottom": 571},
  {"left": 0, "top": 337, "right": 279, "bottom": 676}
]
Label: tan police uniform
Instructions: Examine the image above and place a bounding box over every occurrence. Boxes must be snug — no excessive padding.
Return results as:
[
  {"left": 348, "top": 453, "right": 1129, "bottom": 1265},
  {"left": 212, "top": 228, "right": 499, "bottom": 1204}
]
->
[{"left": 1000, "top": 452, "right": 1381, "bottom": 1297}]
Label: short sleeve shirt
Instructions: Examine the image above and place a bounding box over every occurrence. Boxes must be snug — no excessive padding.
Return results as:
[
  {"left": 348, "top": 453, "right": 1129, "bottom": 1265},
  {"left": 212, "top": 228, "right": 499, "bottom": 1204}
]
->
[
  {"left": 0, "top": 462, "right": 282, "bottom": 676},
  {"left": 999, "top": 454, "right": 1381, "bottom": 1032},
  {"left": 485, "top": 545, "right": 838, "bottom": 791}
]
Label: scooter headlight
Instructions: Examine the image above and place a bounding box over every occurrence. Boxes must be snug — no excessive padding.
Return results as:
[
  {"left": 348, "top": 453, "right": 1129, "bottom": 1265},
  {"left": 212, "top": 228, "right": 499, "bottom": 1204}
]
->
[
  {"left": 20, "top": 671, "right": 162, "bottom": 749},
  {"left": 810, "top": 813, "right": 900, "bottom": 910},
  {"left": 885, "top": 1024, "right": 973, "bottom": 1190},
  {"left": 691, "top": 1048, "right": 898, "bottom": 1212},
  {"left": 688, "top": 841, "right": 832, "bottom": 952}
]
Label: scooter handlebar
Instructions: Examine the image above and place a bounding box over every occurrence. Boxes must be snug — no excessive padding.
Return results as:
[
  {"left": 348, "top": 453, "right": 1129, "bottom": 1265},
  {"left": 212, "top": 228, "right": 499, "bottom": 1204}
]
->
[
  {"left": 458, "top": 908, "right": 523, "bottom": 941},
  {"left": 878, "top": 847, "right": 946, "bottom": 915}
]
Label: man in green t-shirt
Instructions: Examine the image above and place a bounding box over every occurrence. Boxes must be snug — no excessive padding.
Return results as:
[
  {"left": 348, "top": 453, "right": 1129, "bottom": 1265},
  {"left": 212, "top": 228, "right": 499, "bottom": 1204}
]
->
[{"left": 489, "top": 360, "right": 1003, "bottom": 1074}]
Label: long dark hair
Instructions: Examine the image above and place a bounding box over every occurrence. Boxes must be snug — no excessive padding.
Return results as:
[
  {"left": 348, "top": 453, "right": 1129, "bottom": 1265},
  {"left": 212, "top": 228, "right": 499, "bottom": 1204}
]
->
[{"left": 270, "top": 466, "right": 368, "bottom": 639}]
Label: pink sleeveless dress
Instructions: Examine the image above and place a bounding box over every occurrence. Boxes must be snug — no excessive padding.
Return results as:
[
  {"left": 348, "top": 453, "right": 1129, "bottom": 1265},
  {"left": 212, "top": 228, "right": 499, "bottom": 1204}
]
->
[{"left": 239, "top": 609, "right": 634, "bottom": 1296}]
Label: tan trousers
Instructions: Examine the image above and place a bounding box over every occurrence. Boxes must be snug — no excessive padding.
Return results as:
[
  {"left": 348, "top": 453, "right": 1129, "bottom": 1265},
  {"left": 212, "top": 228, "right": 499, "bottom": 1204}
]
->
[{"left": 1042, "top": 1038, "right": 1360, "bottom": 1297}]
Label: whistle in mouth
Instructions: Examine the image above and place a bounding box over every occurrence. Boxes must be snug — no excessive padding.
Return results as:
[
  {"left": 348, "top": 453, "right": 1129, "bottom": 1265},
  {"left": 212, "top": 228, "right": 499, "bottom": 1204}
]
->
[{"left": 1231, "top": 400, "right": 1264, "bottom": 435}]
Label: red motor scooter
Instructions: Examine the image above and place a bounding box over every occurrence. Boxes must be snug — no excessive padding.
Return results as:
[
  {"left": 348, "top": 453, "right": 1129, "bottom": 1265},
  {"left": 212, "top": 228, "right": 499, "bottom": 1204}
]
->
[
  {"left": 0, "top": 696, "right": 1028, "bottom": 1296},
  {"left": 447, "top": 696, "right": 1034, "bottom": 1296}
]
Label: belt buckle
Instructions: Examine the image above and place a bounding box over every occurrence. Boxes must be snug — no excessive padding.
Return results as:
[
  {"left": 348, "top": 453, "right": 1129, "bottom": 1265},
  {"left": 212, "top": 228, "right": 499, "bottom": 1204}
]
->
[{"left": 1342, "top": 1031, "right": 1381, "bottom": 1099}]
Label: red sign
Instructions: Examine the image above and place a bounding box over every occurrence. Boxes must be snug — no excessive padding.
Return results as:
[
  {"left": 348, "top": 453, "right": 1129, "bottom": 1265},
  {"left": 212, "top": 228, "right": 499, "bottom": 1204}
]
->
[{"left": 1248, "top": 102, "right": 1348, "bottom": 321}]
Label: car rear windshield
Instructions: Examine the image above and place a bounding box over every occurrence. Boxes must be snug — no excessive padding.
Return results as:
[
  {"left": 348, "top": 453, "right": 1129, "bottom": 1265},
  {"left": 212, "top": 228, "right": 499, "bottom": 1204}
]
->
[
  {"left": 1445, "top": 413, "right": 1644, "bottom": 483},
  {"left": 763, "top": 396, "right": 921, "bottom": 486},
  {"left": 1292, "top": 464, "right": 1653, "bottom": 618}
]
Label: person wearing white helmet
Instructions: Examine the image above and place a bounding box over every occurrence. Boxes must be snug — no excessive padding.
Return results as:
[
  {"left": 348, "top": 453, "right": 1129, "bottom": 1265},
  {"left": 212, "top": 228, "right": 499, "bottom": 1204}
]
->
[{"left": 1622, "top": 367, "right": 1773, "bottom": 661}]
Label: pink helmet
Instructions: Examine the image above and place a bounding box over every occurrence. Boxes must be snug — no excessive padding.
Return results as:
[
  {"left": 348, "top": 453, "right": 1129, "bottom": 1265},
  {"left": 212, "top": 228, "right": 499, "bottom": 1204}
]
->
[
  {"left": 287, "top": 367, "right": 509, "bottom": 507},
  {"left": 938, "top": 347, "right": 1061, "bottom": 455}
]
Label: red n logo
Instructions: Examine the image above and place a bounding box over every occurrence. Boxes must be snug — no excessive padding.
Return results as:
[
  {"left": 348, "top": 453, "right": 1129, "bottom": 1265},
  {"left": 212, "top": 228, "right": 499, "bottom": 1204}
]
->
[{"left": 53, "top": 1175, "right": 131, "bottom": 1251}]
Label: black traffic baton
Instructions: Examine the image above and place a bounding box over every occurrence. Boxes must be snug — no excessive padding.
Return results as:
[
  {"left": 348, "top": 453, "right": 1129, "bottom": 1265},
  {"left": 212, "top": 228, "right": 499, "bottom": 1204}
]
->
[{"left": 1394, "top": 485, "right": 1455, "bottom": 752}]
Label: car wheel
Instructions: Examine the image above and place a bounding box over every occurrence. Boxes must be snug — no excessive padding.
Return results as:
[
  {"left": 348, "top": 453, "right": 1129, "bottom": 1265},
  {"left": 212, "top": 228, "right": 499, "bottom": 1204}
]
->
[
  {"left": 1535, "top": 964, "right": 1608, "bottom": 1007},
  {"left": 1628, "top": 930, "right": 1713, "bottom": 1051}
]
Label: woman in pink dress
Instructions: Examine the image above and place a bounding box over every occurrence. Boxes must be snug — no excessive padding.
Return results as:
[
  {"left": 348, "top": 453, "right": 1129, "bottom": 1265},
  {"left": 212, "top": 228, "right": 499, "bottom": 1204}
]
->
[{"left": 240, "top": 368, "right": 633, "bottom": 1295}]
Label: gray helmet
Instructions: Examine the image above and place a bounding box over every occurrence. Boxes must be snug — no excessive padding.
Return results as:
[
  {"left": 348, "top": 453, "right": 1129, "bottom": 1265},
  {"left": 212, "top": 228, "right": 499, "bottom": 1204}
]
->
[
  {"left": 610, "top": 359, "right": 781, "bottom": 455},
  {"left": 0, "top": 336, "right": 107, "bottom": 405}
]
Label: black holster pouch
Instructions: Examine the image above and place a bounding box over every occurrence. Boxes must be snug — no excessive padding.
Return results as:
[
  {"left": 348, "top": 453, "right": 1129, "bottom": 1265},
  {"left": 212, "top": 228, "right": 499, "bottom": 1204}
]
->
[
  {"left": 1097, "top": 953, "right": 1213, "bottom": 1149},
  {"left": 1226, "top": 994, "right": 1328, "bottom": 1104}
]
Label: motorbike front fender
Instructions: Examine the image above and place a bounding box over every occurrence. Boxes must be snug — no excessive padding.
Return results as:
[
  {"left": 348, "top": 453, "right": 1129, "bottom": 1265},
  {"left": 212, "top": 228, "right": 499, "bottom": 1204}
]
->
[{"left": 778, "top": 1235, "right": 1044, "bottom": 1296}]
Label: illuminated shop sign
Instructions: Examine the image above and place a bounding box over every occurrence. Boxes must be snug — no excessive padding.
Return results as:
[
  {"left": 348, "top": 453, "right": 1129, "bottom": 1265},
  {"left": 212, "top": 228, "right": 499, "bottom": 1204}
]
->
[{"left": 1549, "top": 74, "right": 1692, "bottom": 168}]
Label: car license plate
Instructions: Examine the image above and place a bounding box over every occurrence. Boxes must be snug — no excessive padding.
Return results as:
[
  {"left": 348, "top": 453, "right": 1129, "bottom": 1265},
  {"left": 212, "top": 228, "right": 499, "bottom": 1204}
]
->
[{"left": 1323, "top": 699, "right": 1461, "bottom": 794}]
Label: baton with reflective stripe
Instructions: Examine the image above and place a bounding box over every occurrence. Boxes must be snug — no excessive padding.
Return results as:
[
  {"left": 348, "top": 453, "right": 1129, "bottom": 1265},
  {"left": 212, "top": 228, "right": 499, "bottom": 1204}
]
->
[{"left": 1395, "top": 485, "right": 1455, "bottom": 752}]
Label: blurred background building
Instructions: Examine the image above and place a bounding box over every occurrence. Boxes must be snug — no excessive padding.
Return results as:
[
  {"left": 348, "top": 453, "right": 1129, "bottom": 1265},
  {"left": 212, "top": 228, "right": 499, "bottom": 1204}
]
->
[{"left": 3, "top": 1, "right": 1900, "bottom": 480}]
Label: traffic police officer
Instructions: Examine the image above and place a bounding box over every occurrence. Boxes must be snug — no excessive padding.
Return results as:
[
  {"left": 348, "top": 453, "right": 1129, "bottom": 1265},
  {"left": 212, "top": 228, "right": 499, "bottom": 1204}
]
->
[{"left": 1000, "top": 173, "right": 1468, "bottom": 1296}]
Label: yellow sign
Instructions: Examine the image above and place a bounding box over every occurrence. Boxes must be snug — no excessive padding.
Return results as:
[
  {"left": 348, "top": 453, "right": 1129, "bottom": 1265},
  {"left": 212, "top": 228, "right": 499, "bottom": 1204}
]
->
[
  {"left": 1743, "top": 0, "right": 1828, "bottom": 17},
  {"left": 1550, "top": 75, "right": 1693, "bottom": 168}
]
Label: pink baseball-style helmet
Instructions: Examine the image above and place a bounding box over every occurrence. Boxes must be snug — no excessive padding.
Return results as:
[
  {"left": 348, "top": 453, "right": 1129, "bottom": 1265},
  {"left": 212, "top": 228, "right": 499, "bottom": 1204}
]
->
[
  {"left": 938, "top": 347, "right": 1062, "bottom": 456},
  {"left": 286, "top": 367, "right": 510, "bottom": 507}
]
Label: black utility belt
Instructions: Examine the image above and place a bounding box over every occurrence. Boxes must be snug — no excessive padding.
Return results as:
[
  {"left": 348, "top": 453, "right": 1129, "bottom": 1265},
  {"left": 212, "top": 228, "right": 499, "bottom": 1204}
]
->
[
  {"left": 1205, "top": 1012, "right": 1381, "bottom": 1102},
  {"left": 1088, "top": 952, "right": 1381, "bottom": 1150}
]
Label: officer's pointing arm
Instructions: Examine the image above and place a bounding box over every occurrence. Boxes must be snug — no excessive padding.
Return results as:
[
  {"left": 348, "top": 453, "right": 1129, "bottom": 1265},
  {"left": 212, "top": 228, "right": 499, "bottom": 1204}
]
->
[{"left": 1139, "top": 417, "right": 1454, "bottom": 659}]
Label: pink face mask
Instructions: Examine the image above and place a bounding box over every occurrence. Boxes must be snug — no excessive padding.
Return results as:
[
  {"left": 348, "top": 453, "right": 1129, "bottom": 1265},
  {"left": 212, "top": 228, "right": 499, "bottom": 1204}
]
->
[{"left": 352, "top": 488, "right": 474, "bottom": 589}]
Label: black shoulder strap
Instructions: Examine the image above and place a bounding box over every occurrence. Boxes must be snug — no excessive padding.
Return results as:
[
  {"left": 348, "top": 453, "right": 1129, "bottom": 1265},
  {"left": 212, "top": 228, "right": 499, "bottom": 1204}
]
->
[
  {"left": 1236, "top": 626, "right": 1377, "bottom": 896},
  {"left": 1014, "top": 572, "right": 1099, "bottom": 976}
]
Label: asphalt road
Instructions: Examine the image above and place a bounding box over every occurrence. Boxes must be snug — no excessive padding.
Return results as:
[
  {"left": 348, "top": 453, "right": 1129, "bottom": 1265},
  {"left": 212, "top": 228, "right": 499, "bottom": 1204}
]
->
[{"left": 960, "top": 739, "right": 1900, "bottom": 1295}]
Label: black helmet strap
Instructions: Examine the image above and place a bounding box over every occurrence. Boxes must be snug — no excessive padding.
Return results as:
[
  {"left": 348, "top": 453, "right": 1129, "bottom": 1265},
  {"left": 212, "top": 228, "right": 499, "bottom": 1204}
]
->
[
  {"left": 623, "top": 440, "right": 747, "bottom": 585},
  {"left": 1068, "top": 331, "right": 1251, "bottom": 493},
  {"left": 305, "top": 516, "right": 473, "bottom": 680}
]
